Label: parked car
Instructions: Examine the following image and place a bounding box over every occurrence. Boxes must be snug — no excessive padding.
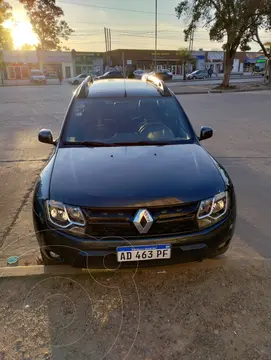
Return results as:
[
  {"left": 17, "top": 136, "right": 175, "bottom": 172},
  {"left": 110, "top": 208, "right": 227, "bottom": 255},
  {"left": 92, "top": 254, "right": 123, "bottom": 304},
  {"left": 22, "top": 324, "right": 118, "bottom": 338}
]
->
[
  {"left": 187, "top": 70, "right": 209, "bottom": 80},
  {"left": 34, "top": 76, "right": 236, "bottom": 268},
  {"left": 29, "top": 69, "right": 46, "bottom": 84},
  {"left": 68, "top": 74, "right": 94, "bottom": 85},
  {"left": 142, "top": 70, "right": 173, "bottom": 81},
  {"left": 133, "top": 69, "right": 146, "bottom": 79},
  {"left": 96, "top": 70, "right": 124, "bottom": 80}
]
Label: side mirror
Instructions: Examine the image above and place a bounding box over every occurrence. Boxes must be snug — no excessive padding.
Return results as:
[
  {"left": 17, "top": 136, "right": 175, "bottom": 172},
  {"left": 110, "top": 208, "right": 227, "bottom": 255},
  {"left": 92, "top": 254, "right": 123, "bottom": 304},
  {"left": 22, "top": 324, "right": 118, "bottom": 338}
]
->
[
  {"left": 199, "top": 126, "right": 213, "bottom": 141},
  {"left": 38, "top": 129, "right": 54, "bottom": 145}
]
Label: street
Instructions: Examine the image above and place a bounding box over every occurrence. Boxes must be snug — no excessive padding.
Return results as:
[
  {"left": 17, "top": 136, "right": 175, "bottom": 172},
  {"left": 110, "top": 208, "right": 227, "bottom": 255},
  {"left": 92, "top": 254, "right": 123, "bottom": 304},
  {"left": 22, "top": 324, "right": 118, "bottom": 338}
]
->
[
  {"left": 0, "top": 84, "right": 271, "bottom": 264},
  {"left": 1, "top": 84, "right": 271, "bottom": 359}
]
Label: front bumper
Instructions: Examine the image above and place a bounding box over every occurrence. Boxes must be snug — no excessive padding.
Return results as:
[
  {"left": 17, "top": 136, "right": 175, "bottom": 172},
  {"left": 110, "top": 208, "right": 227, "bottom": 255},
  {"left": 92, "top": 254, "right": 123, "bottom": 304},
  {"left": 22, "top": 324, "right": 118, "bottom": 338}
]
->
[{"left": 34, "top": 208, "right": 236, "bottom": 268}]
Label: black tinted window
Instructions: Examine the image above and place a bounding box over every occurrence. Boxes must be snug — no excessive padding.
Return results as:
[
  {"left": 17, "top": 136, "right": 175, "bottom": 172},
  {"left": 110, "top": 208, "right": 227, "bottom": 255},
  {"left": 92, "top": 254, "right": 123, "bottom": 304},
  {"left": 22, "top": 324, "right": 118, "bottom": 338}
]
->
[{"left": 62, "top": 97, "right": 193, "bottom": 145}]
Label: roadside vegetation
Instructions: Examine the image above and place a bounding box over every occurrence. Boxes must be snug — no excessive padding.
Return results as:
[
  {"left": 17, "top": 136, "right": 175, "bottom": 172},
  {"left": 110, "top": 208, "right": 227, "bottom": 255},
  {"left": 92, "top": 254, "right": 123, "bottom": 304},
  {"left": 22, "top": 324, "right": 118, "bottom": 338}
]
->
[{"left": 175, "top": 0, "right": 271, "bottom": 88}]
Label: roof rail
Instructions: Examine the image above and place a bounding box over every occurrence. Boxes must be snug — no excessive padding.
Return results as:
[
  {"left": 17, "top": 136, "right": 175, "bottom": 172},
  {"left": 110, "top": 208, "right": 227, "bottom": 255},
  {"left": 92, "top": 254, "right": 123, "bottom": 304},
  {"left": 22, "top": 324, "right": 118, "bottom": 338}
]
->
[
  {"left": 143, "top": 74, "right": 171, "bottom": 97},
  {"left": 76, "top": 76, "right": 94, "bottom": 98}
]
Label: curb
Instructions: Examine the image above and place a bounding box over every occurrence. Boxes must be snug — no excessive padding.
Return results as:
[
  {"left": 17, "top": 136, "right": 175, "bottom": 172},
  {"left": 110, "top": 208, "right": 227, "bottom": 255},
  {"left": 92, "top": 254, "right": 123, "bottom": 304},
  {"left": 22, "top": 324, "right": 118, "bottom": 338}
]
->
[
  {"left": 173, "top": 87, "right": 270, "bottom": 95},
  {"left": 209, "top": 87, "right": 270, "bottom": 94},
  {"left": 173, "top": 90, "right": 209, "bottom": 95},
  {"left": 0, "top": 257, "right": 270, "bottom": 278},
  {"left": 0, "top": 83, "right": 70, "bottom": 88}
]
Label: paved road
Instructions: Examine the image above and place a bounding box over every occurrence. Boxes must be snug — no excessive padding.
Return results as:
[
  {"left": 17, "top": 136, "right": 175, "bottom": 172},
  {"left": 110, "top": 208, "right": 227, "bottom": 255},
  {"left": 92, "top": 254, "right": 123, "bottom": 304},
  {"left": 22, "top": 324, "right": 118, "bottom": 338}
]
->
[
  {"left": 0, "top": 84, "right": 271, "bottom": 264},
  {"left": 0, "top": 85, "right": 72, "bottom": 254},
  {"left": 177, "top": 91, "right": 271, "bottom": 258}
]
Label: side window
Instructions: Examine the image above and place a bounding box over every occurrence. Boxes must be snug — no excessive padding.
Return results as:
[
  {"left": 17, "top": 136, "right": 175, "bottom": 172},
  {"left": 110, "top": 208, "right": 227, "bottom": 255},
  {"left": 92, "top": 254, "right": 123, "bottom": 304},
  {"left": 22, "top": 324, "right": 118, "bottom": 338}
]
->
[{"left": 79, "top": 74, "right": 87, "bottom": 78}]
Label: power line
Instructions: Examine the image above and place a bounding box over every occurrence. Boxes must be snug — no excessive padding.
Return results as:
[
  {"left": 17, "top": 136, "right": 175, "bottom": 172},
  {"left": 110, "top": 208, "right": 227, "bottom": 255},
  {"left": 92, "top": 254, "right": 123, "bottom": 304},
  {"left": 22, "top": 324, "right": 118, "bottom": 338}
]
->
[{"left": 58, "top": 0, "right": 176, "bottom": 17}]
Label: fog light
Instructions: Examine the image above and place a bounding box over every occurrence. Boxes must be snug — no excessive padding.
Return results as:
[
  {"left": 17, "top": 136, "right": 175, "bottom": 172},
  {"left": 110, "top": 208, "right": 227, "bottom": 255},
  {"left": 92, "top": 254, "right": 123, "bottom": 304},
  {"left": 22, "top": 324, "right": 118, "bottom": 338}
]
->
[
  {"left": 218, "top": 241, "right": 227, "bottom": 249},
  {"left": 49, "top": 251, "right": 60, "bottom": 259}
]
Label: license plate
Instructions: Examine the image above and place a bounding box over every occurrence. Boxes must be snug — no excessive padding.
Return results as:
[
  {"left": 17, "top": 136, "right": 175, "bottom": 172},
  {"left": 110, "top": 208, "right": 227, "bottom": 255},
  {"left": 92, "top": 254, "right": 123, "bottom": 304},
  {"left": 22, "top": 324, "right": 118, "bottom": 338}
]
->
[{"left": 117, "top": 244, "right": 171, "bottom": 262}]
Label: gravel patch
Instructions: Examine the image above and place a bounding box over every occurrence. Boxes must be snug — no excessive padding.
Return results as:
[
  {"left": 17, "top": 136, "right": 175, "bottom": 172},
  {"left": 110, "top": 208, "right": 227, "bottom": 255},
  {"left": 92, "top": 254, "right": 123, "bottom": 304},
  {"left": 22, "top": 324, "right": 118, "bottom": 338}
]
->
[{"left": 0, "top": 263, "right": 271, "bottom": 359}]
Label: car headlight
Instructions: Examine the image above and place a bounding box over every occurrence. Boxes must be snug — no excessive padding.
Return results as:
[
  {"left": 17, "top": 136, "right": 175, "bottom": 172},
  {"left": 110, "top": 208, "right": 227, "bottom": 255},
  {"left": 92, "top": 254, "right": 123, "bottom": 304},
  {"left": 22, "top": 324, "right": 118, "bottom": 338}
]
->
[
  {"left": 46, "top": 200, "right": 85, "bottom": 229},
  {"left": 197, "top": 191, "right": 229, "bottom": 228}
]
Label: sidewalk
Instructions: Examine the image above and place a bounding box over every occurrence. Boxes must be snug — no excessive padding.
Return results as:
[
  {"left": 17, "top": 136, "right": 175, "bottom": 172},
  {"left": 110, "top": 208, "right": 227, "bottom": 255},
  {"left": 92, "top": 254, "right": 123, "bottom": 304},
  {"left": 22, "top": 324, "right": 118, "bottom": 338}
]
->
[
  {"left": 169, "top": 82, "right": 270, "bottom": 94},
  {"left": 1, "top": 78, "right": 68, "bottom": 86}
]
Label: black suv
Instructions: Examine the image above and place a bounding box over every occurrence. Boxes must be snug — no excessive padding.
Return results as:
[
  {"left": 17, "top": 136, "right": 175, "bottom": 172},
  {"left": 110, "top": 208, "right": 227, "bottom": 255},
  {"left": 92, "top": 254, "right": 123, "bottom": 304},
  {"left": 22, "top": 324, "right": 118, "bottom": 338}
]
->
[{"left": 33, "top": 76, "right": 236, "bottom": 268}]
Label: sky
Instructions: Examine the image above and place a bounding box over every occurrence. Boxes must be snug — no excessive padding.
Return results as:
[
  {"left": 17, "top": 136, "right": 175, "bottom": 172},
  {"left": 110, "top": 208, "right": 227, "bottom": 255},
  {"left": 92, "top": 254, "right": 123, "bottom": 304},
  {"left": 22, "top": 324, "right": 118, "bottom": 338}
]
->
[{"left": 6, "top": 0, "right": 271, "bottom": 52}]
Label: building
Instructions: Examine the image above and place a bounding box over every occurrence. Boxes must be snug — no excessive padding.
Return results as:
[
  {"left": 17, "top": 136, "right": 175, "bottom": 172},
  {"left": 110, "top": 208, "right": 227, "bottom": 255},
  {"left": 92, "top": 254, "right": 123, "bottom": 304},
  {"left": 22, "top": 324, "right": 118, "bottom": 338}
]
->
[
  {"left": 2, "top": 50, "right": 74, "bottom": 79},
  {"left": 71, "top": 50, "right": 104, "bottom": 76},
  {"left": 3, "top": 50, "right": 39, "bottom": 80},
  {"left": 39, "top": 51, "right": 74, "bottom": 78},
  {"left": 108, "top": 49, "right": 208, "bottom": 75},
  {"left": 244, "top": 52, "right": 266, "bottom": 72}
]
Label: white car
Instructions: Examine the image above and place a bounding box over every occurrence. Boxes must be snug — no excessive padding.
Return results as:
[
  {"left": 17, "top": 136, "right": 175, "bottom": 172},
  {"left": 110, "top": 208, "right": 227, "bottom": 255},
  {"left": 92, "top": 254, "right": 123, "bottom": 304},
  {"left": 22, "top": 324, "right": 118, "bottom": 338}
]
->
[
  {"left": 68, "top": 74, "right": 94, "bottom": 85},
  {"left": 29, "top": 69, "right": 46, "bottom": 84}
]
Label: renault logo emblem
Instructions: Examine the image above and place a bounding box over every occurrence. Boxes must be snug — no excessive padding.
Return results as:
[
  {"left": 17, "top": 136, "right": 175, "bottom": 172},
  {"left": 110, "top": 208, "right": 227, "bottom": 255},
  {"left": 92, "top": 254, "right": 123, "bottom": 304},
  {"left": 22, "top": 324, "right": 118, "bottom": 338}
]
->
[{"left": 133, "top": 209, "right": 153, "bottom": 234}]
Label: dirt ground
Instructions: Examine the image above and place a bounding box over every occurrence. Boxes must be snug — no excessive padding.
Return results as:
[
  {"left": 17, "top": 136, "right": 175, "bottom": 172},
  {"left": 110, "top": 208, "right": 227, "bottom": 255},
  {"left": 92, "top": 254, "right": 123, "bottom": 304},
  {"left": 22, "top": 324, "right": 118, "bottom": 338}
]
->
[{"left": 0, "top": 262, "right": 271, "bottom": 360}]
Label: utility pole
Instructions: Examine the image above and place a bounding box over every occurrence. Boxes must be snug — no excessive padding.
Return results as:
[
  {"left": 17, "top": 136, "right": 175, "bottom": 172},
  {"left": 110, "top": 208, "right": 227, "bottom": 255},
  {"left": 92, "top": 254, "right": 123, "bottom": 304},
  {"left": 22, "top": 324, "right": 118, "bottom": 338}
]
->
[
  {"left": 108, "top": 28, "right": 111, "bottom": 67},
  {"left": 188, "top": 29, "right": 194, "bottom": 52},
  {"left": 122, "top": 51, "right": 125, "bottom": 78},
  {"left": 154, "top": 0, "right": 157, "bottom": 71},
  {"left": 104, "top": 27, "right": 112, "bottom": 69},
  {"left": 104, "top": 27, "right": 108, "bottom": 68}
]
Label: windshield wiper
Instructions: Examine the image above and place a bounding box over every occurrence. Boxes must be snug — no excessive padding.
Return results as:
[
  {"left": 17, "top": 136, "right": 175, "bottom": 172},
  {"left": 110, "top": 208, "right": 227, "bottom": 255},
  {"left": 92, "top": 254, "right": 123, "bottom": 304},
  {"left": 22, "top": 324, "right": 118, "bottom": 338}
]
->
[
  {"left": 63, "top": 141, "right": 117, "bottom": 147},
  {"left": 64, "top": 140, "right": 175, "bottom": 147},
  {"left": 108, "top": 141, "right": 174, "bottom": 146}
]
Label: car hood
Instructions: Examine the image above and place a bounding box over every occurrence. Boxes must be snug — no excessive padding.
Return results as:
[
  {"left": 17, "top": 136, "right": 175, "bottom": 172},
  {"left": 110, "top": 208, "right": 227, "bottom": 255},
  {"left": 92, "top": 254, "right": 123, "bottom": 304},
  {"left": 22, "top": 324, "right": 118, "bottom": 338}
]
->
[{"left": 49, "top": 144, "right": 225, "bottom": 207}]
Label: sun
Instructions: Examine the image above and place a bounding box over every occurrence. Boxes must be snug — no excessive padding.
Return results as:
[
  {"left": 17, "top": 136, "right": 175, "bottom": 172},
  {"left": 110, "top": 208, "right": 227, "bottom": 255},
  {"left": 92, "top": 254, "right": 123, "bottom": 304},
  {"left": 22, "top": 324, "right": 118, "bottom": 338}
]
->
[{"left": 4, "top": 20, "right": 39, "bottom": 49}]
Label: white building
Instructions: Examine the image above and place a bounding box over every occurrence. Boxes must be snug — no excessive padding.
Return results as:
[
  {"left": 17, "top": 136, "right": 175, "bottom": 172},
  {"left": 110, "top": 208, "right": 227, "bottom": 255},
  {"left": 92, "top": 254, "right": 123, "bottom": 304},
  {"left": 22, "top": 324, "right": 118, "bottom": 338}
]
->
[
  {"left": 2, "top": 50, "right": 74, "bottom": 79},
  {"left": 3, "top": 50, "right": 39, "bottom": 79},
  {"left": 40, "top": 51, "right": 74, "bottom": 78}
]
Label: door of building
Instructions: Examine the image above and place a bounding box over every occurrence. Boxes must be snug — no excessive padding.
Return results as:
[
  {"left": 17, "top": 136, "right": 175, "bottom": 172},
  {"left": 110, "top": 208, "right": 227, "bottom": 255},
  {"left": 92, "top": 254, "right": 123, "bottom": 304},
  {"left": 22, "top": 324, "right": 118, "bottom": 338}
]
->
[
  {"left": 65, "top": 66, "right": 71, "bottom": 78},
  {"left": 171, "top": 65, "right": 177, "bottom": 74},
  {"left": 15, "top": 67, "right": 21, "bottom": 79}
]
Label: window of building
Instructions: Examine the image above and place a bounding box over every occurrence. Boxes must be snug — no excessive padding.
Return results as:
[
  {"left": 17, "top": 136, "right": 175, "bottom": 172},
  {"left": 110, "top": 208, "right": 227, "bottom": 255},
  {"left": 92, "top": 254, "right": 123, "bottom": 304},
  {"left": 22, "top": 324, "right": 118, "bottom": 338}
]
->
[
  {"left": 75, "top": 66, "right": 81, "bottom": 76},
  {"left": 65, "top": 66, "right": 71, "bottom": 78},
  {"left": 21, "top": 67, "right": 29, "bottom": 79}
]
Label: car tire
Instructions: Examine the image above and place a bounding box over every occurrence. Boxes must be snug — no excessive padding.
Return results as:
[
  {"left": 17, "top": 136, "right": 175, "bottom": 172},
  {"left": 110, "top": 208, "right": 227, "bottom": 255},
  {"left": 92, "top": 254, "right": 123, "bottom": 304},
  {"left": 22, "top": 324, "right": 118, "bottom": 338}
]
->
[
  {"left": 192, "top": 76, "right": 196, "bottom": 80},
  {"left": 73, "top": 80, "right": 79, "bottom": 85}
]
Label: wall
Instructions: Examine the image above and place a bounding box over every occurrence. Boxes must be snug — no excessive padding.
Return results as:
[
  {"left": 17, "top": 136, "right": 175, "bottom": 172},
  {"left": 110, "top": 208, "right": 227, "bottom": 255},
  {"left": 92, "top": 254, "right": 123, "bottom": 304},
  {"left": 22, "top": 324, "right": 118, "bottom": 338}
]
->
[
  {"left": 3, "top": 51, "right": 39, "bottom": 80},
  {"left": 3, "top": 50, "right": 38, "bottom": 63},
  {"left": 72, "top": 52, "right": 104, "bottom": 76},
  {"left": 39, "top": 51, "right": 74, "bottom": 78}
]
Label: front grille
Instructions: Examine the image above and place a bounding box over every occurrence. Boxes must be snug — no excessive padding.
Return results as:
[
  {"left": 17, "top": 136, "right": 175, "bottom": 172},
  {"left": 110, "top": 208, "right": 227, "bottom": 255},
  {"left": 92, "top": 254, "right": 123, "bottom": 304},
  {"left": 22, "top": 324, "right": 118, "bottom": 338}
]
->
[{"left": 82, "top": 203, "right": 199, "bottom": 239}]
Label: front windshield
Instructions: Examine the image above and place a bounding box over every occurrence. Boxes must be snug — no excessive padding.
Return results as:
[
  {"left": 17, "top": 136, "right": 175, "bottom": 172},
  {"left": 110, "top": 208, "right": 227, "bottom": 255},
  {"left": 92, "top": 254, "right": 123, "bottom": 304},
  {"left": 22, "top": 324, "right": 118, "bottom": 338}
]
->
[
  {"left": 32, "top": 70, "right": 42, "bottom": 75},
  {"left": 62, "top": 97, "right": 194, "bottom": 146}
]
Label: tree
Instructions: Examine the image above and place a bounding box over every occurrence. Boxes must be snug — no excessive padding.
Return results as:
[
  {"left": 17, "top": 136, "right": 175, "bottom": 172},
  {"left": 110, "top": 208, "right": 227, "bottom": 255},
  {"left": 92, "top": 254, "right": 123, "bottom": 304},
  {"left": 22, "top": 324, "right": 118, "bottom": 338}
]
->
[
  {"left": 19, "top": 0, "right": 74, "bottom": 50},
  {"left": 177, "top": 48, "right": 195, "bottom": 80},
  {"left": 21, "top": 43, "right": 36, "bottom": 50},
  {"left": 0, "top": 0, "right": 13, "bottom": 50},
  {"left": 175, "top": 0, "right": 271, "bottom": 88},
  {"left": 243, "top": 0, "right": 271, "bottom": 85}
]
